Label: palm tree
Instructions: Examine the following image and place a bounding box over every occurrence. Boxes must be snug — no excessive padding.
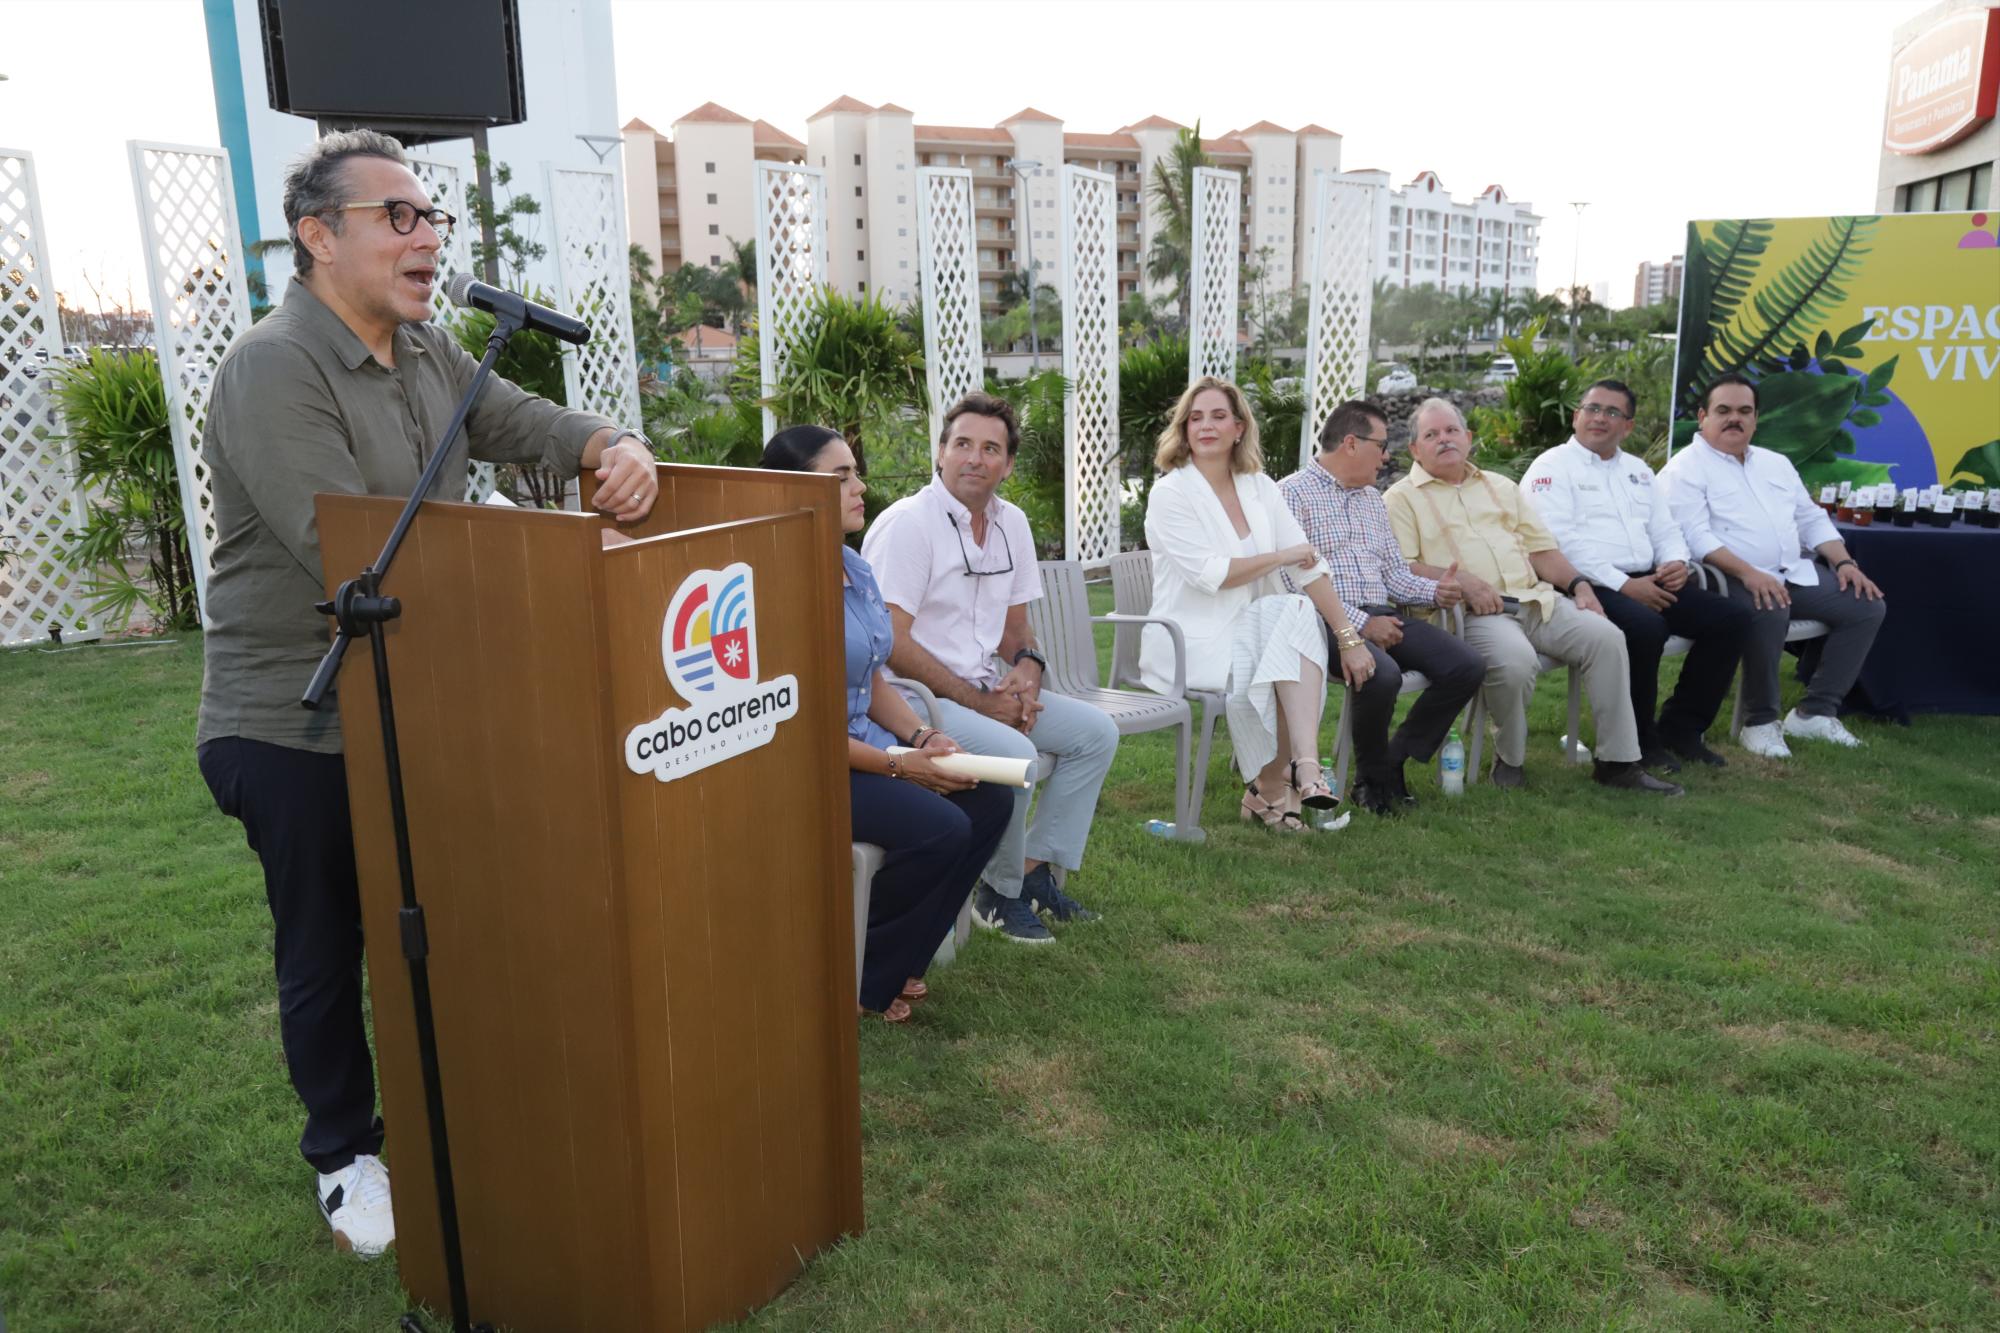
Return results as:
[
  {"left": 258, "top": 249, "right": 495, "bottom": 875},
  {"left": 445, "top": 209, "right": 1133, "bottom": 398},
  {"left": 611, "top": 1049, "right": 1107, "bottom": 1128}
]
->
[{"left": 1143, "top": 123, "right": 1210, "bottom": 323}]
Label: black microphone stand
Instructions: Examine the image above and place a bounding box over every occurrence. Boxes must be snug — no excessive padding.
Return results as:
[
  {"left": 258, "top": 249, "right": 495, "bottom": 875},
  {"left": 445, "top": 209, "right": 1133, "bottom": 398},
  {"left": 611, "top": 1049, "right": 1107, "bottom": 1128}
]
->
[{"left": 301, "top": 311, "right": 524, "bottom": 1333}]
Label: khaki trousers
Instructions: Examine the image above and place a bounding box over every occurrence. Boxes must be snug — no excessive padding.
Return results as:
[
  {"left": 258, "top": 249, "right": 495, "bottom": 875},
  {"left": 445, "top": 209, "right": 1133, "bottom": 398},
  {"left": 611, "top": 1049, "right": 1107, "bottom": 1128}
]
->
[{"left": 1460, "top": 599, "right": 1641, "bottom": 766}]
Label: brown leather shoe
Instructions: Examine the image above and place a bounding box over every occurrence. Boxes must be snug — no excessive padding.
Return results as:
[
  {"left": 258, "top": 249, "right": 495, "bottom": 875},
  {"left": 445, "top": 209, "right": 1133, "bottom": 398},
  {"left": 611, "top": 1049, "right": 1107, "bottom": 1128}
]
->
[{"left": 1592, "top": 759, "right": 1684, "bottom": 796}]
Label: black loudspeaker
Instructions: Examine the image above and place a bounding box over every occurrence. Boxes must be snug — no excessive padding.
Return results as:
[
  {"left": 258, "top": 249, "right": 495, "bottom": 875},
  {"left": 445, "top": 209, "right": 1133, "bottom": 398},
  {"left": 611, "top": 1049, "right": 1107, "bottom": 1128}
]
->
[{"left": 258, "top": 0, "right": 525, "bottom": 140}]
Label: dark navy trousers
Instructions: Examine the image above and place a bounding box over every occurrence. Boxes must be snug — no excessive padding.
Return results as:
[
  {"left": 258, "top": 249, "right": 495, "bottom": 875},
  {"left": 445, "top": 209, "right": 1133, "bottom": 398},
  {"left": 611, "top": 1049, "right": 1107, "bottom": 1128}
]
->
[{"left": 848, "top": 771, "right": 1011, "bottom": 1012}]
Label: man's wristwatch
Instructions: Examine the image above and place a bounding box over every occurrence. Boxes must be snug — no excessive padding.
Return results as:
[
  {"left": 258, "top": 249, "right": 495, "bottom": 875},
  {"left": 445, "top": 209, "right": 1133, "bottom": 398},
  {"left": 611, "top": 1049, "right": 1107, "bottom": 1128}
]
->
[
  {"left": 1830, "top": 559, "right": 1856, "bottom": 573},
  {"left": 1012, "top": 646, "right": 1047, "bottom": 672},
  {"left": 1564, "top": 576, "right": 1589, "bottom": 597}
]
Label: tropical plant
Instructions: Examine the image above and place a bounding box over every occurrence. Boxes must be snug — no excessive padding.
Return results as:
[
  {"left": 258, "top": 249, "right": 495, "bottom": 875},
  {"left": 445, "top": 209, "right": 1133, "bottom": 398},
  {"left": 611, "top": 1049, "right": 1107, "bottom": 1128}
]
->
[
  {"left": 641, "top": 372, "right": 761, "bottom": 467},
  {"left": 1241, "top": 362, "right": 1306, "bottom": 481},
  {"left": 451, "top": 298, "right": 572, "bottom": 508},
  {"left": 1143, "top": 125, "right": 1211, "bottom": 321},
  {"left": 467, "top": 153, "right": 546, "bottom": 289},
  {"left": 1490, "top": 317, "right": 1584, "bottom": 470},
  {"left": 986, "top": 369, "right": 1068, "bottom": 555},
  {"left": 1117, "top": 333, "right": 1191, "bottom": 516},
  {"left": 736, "top": 287, "right": 926, "bottom": 477},
  {"left": 51, "top": 349, "right": 198, "bottom": 629}
]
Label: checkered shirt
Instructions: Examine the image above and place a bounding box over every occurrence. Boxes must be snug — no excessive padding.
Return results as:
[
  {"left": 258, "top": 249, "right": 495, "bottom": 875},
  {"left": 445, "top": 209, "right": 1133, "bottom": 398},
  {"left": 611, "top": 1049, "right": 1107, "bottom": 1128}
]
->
[{"left": 1279, "top": 460, "right": 1440, "bottom": 632}]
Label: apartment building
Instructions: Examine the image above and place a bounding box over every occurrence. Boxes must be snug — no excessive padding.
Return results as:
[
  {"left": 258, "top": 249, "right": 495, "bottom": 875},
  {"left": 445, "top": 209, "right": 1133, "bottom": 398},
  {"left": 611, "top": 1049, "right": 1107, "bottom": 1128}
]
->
[
  {"left": 1633, "top": 255, "right": 1684, "bottom": 308},
  {"left": 622, "top": 99, "right": 1539, "bottom": 319}
]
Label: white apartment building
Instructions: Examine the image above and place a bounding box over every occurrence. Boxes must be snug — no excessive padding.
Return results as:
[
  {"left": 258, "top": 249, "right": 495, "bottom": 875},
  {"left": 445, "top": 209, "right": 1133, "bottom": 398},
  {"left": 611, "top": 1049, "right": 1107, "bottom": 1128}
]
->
[
  {"left": 1340, "top": 169, "right": 1541, "bottom": 302},
  {"left": 622, "top": 101, "right": 1540, "bottom": 321}
]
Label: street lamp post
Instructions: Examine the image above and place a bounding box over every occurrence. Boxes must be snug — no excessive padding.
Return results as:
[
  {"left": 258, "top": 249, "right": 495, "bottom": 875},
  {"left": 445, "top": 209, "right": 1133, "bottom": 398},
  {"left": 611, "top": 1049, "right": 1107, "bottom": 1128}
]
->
[
  {"left": 1007, "top": 158, "right": 1043, "bottom": 373},
  {"left": 1567, "top": 200, "right": 1589, "bottom": 359}
]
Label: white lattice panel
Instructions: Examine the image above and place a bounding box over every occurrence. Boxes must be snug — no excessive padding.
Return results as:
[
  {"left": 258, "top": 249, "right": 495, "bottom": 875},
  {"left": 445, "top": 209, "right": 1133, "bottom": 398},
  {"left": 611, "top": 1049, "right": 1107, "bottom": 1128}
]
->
[
  {"left": 406, "top": 153, "right": 496, "bottom": 502},
  {"left": 915, "top": 168, "right": 983, "bottom": 442},
  {"left": 129, "top": 141, "right": 252, "bottom": 622},
  {"left": 1187, "top": 166, "right": 1240, "bottom": 385},
  {"left": 754, "top": 161, "right": 828, "bottom": 441},
  {"left": 548, "top": 165, "right": 641, "bottom": 440},
  {"left": 1061, "top": 166, "right": 1119, "bottom": 569},
  {"left": 1, "top": 148, "right": 102, "bottom": 646},
  {"left": 1300, "top": 175, "right": 1378, "bottom": 466}
]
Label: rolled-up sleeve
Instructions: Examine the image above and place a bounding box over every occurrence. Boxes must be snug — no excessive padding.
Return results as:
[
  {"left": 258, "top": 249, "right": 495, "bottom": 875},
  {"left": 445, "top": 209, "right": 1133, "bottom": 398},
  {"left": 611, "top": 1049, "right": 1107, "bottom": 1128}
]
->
[
  {"left": 1263, "top": 477, "right": 1330, "bottom": 583},
  {"left": 436, "top": 332, "right": 615, "bottom": 476},
  {"left": 1145, "top": 474, "right": 1231, "bottom": 594}
]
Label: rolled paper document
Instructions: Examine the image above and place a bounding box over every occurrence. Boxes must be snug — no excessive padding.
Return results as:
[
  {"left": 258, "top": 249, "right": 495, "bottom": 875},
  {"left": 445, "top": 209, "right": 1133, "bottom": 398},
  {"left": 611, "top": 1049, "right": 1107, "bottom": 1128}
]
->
[{"left": 885, "top": 747, "right": 1032, "bottom": 787}]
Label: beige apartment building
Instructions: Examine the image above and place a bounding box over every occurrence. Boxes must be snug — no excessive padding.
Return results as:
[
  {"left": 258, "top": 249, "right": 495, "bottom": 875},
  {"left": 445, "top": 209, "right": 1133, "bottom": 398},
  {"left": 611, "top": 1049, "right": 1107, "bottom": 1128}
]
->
[{"left": 622, "top": 99, "right": 1540, "bottom": 318}]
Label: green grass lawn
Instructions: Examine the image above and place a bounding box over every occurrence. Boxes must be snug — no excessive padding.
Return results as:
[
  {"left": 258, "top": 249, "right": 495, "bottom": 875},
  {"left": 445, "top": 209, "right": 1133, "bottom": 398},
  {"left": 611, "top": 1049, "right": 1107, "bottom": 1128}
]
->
[{"left": 3, "top": 628, "right": 1997, "bottom": 1331}]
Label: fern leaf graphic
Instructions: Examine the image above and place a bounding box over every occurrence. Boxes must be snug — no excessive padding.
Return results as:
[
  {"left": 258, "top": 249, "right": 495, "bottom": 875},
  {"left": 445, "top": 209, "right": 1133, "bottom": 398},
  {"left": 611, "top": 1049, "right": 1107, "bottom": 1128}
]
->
[{"left": 1704, "top": 217, "right": 1874, "bottom": 384}]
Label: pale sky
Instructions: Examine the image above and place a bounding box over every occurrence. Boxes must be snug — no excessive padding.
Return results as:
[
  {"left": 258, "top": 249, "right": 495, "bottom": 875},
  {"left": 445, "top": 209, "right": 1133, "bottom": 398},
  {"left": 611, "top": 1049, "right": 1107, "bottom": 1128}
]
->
[{"left": 6, "top": 0, "right": 1931, "bottom": 313}]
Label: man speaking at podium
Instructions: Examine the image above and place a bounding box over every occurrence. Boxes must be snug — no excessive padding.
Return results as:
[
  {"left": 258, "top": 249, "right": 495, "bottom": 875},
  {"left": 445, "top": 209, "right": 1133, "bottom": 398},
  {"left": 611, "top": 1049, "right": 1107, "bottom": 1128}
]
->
[{"left": 192, "top": 130, "right": 657, "bottom": 1258}]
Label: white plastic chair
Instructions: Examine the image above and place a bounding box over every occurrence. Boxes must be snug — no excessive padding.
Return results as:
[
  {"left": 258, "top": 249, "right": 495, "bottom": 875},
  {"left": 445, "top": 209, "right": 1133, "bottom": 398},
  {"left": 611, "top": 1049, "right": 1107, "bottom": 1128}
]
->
[
  {"left": 1107, "top": 549, "right": 1225, "bottom": 838},
  {"left": 1701, "top": 563, "right": 1830, "bottom": 737}
]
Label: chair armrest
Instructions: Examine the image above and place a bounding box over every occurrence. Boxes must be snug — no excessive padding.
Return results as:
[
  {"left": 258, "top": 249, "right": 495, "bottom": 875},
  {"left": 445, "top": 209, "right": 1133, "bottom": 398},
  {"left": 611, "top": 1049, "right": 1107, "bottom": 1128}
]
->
[
  {"left": 1700, "top": 563, "right": 1730, "bottom": 597},
  {"left": 883, "top": 673, "right": 944, "bottom": 725},
  {"left": 1092, "top": 613, "right": 1186, "bottom": 698}
]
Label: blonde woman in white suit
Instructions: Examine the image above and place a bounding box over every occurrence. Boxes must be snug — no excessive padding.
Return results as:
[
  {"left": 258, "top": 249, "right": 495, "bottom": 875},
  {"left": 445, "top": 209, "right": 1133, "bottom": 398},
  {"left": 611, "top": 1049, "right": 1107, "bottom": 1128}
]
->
[{"left": 1142, "top": 377, "right": 1376, "bottom": 832}]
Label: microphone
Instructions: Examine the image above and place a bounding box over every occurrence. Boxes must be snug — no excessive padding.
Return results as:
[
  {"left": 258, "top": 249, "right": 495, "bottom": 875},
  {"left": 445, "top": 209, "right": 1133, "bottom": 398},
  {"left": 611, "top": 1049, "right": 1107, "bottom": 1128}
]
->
[{"left": 446, "top": 272, "right": 591, "bottom": 345}]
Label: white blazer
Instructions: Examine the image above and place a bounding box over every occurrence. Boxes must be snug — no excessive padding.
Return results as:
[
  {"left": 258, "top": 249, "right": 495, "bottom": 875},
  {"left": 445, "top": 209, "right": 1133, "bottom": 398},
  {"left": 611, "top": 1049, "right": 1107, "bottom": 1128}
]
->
[{"left": 1141, "top": 464, "right": 1329, "bottom": 694}]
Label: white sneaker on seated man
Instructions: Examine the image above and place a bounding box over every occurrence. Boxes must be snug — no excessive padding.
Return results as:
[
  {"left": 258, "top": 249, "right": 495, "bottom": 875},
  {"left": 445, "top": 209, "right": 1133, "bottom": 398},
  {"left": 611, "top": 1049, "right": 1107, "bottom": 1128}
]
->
[{"left": 861, "top": 393, "right": 1119, "bottom": 945}]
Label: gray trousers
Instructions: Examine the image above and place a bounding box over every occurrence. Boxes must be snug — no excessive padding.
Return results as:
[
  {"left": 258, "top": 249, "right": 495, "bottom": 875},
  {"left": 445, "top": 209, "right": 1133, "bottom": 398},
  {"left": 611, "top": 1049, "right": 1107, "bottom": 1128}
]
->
[
  {"left": 1726, "top": 562, "right": 1888, "bottom": 725},
  {"left": 1460, "top": 599, "right": 1642, "bottom": 766},
  {"left": 928, "top": 691, "right": 1119, "bottom": 899}
]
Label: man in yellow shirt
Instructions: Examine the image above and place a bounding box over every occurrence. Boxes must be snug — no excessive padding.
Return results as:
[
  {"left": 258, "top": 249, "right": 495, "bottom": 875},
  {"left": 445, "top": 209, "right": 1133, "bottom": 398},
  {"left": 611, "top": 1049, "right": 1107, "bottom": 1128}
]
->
[{"left": 1383, "top": 399, "right": 1681, "bottom": 795}]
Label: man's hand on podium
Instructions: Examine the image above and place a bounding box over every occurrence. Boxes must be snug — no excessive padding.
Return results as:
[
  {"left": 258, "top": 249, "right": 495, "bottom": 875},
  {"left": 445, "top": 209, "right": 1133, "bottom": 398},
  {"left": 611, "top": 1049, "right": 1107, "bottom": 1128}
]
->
[{"left": 591, "top": 435, "right": 659, "bottom": 524}]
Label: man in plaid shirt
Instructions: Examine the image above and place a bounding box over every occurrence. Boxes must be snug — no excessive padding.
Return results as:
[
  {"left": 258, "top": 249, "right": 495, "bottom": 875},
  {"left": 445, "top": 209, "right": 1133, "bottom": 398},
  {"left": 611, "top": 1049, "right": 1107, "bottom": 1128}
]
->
[{"left": 1279, "top": 400, "right": 1484, "bottom": 814}]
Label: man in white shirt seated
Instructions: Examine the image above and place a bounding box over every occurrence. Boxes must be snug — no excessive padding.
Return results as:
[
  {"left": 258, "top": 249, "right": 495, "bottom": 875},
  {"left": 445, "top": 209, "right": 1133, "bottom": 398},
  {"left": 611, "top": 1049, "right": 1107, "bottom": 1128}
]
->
[
  {"left": 862, "top": 393, "right": 1118, "bottom": 945},
  {"left": 1657, "top": 374, "right": 1886, "bottom": 759},
  {"left": 1522, "top": 379, "right": 1754, "bottom": 771}
]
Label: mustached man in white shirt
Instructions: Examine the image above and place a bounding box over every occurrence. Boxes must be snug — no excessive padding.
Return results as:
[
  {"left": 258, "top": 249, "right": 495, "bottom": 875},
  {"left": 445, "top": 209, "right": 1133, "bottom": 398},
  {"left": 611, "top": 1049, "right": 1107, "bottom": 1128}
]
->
[
  {"left": 862, "top": 394, "right": 1118, "bottom": 945},
  {"left": 1656, "top": 374, "right": 1886, "bottom": 759},
  {"left": 1522, "top": 378, "right": 1754, "bottom": 772}
]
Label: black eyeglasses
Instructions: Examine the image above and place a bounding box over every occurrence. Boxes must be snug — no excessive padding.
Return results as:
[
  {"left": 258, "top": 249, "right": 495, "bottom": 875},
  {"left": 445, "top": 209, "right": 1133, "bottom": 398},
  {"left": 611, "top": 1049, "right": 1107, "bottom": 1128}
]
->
[
  {"left": 948, "top": 513, "right": 1014, "bottom": 578},
  {"left": 332, "top": 198, "right": 456, "bottom": 240},
  {"left": 1351, "top": 434, "right": 1389, "bottom": 448}
]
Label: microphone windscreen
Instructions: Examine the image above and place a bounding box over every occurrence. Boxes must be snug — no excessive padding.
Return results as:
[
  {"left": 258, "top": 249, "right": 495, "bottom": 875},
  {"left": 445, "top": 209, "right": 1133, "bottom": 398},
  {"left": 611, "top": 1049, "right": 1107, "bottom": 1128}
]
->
[{"left": 446, "top": 271, "right": 478, "bottom": 308}]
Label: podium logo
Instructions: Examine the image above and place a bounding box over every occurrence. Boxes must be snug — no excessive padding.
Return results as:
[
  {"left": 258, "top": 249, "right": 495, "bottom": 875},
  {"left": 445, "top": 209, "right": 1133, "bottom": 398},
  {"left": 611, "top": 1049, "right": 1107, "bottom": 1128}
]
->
[{"left": 626, "top": 561, "right": 799, "bottom": 783}]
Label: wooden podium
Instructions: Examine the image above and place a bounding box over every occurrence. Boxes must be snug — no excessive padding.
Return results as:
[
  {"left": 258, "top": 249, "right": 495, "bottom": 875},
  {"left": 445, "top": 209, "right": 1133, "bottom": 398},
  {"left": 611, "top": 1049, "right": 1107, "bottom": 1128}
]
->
[{"left": 316, "top": 463, "right": 862, "bottom": 1331}]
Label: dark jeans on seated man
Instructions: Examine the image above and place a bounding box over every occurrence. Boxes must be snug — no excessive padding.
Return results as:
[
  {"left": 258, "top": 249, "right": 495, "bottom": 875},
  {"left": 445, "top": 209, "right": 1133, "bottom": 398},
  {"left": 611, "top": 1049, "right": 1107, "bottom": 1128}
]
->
[
  {"left": 1328, "top": 614, "right": 1485, "bottom": 789},
  {"left": 1589, "top": 575, "right": 1755, "bottom": 752},
  {"left": 1724, "top": 560, "right": 1888, "bottom": 725}
]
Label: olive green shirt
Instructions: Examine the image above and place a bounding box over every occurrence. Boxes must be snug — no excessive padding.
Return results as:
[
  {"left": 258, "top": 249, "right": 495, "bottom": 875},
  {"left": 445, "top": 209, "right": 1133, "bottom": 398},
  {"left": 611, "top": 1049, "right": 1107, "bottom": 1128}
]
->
[{"left": 196, "top": 279, "right": 617, "bottom": 753}]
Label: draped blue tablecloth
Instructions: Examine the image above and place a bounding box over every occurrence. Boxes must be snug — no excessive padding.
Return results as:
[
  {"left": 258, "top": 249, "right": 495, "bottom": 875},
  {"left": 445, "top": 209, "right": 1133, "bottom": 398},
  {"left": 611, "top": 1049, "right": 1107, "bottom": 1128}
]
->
[{"left": 1826, "top": 520, "right": 2000, "bottom": 721}]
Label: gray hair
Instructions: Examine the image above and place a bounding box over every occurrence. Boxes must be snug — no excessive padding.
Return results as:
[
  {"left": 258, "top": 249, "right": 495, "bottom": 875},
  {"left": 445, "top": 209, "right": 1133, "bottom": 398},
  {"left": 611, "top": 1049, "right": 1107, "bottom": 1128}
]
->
[
  {"left": 282, "top": 129, "right": 407, "bottom": 276},
  {"left": 1411, "top": 396, "right": 1466, "bottom": 437}
]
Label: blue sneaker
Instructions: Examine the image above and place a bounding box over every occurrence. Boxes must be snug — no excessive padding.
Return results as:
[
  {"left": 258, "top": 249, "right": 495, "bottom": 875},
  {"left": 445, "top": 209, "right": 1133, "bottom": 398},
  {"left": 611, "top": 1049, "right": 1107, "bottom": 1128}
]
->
[
  {"left": 972, "top": 881, "right": 1054, "bottom": 944},
  {"left": 1023, "top": 864, "right": 1098, "bottom": 923}
]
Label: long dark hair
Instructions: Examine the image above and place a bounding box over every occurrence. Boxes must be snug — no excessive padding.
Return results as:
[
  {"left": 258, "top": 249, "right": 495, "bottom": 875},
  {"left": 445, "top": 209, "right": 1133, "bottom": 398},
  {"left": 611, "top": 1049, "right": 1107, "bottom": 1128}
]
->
[{"left": 760, "top": 424, "right": 844, "bottom": 472}]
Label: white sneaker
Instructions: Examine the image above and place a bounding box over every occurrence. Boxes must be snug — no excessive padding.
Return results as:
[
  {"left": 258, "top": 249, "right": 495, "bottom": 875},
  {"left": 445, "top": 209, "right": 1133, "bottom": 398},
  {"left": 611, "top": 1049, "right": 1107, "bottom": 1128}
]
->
[
  {"left": 317, "top": 1153, "right": 395, "bottom": 1258},
  {"left": 1739, "top": 722, "right": 1792, "bottom": 759},
  {"left": 1783, "top": 708, "right": 1862, "bottom": 748}
]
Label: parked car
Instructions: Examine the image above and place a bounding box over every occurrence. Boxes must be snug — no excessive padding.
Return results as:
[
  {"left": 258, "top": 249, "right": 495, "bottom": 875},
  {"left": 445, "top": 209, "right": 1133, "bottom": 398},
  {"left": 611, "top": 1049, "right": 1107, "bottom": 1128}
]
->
[
  {"left": 1377, "top": 364, "right": 1417, "bottom": 394},
  {"left": 1483, "top": 356, "right": 1518, "bottom": 384}
]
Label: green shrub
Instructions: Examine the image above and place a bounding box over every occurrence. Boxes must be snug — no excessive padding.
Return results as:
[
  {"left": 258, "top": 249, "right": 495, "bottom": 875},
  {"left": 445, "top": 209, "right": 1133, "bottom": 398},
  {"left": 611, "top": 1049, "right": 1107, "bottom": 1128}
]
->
[{"left": 52, "top": 349, "right": 198, "bottom": 630}]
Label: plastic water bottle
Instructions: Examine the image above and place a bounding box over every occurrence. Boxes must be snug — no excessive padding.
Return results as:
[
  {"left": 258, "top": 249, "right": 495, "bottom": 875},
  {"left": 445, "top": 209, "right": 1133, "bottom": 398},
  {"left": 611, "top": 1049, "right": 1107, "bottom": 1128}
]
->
[
  {"left": 1143, "top": 819, "right": 1177, "bottom": 838},
  {"left": 1439, "top": 728, "right": 1466, "bottom": 796}
]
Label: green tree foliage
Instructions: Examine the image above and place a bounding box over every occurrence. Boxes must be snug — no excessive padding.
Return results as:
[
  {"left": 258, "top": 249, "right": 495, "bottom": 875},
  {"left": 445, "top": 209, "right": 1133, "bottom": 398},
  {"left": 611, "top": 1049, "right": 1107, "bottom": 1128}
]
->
[
  {"left": 986, "top": 369, "right": 1068, "bottom": 555},
  {"left": 467, "top": 154, "right": 546, "bottom": 289},
  {"left": 1143, "top": 125, "right": 1210, "bottom": 321},
  {"left": 51, "top": 350, "right": 197, "bottom": 629},
  {"left": 738, "top": 287, "right": 926, "bottom": 478}
]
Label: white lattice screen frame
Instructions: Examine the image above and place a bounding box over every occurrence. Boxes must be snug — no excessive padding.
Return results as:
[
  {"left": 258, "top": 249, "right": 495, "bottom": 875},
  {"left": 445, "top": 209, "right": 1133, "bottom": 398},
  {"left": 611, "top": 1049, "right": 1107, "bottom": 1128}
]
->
[
  {"left": 915, "top": 167, "right": 984, "bottom": 442},
  {"left": 1, "top": 148, "right": 103, "bottom": 646},
  {"left": 546, "top": 163, "right": 641, "bottom": 431},
  {"left": 754, "top": 161, "right": 828, "bottom": 442},
  {"left": 1187, "top": 166, "right": 1241, "bottom": 385},
  {"left": 128, "top": 140, "right": 253, "bottom": 621},
  {"left": 1300, "top": 175, "right": 1379, "bottom": 466},
  {"left": 406, "top": 153, "right": 496, "bottom": 502},
  {"left": 1061, "top": 165, "right": 1120, "bottom": 568}
]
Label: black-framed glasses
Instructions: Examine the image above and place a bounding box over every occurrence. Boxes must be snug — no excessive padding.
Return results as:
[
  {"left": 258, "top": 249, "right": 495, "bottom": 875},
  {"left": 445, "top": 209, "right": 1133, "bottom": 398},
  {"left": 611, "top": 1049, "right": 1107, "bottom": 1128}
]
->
[
  {"left": 333, "top": 198, "right": 456, "bottom": 240},
  {"left": 1351, "top": 433, "right": 1390, "bottom": 449},
  {"left": 1579, "top": 403, "right": 1630, "bottom": 421},
  {"left": 948, "top": 513, "right": 1014, "bottom": 578}
]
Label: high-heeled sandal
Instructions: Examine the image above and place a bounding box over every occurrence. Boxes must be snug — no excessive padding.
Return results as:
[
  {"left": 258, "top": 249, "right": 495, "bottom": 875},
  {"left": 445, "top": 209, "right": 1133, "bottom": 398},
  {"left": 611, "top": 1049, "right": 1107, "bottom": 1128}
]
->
[
  {"left": 1240, "top": 784, "right": 1309, "bottom": 834},
  {"left": 1288, "top": 758, "right": 1338, "bottom": 811},
  {"left": 858, "top": 996, "right": 913, "bottom": 1024},
  {"left": 900, "top": 978, "right": 928, "bottom": 1003}
]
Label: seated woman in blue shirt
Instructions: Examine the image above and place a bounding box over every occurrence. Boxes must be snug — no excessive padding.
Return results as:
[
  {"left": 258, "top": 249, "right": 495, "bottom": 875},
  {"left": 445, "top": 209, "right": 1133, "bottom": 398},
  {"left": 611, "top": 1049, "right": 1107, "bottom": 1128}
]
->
[{"left": 761, "top": 426, "right": 1012, "bottom": 1023}]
